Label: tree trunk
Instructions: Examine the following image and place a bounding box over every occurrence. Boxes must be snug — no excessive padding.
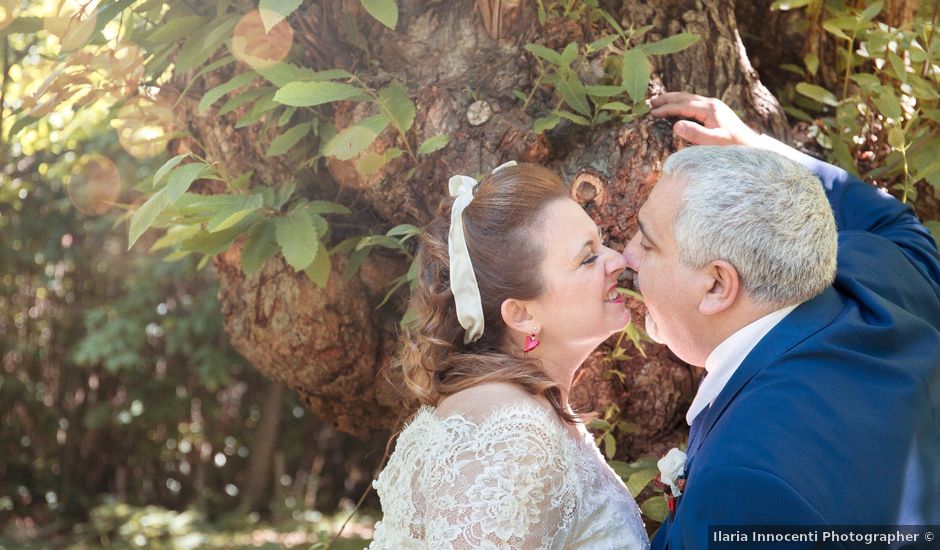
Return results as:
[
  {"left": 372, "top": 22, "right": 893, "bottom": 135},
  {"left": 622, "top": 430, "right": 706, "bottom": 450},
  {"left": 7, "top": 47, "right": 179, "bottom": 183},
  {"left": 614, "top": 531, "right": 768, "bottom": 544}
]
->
[
  {"left": 169, "top": 0, "right": 789, "bottom": 458},
  {"left": 237, "top": 379, "right": 285, "bottom": 515}
]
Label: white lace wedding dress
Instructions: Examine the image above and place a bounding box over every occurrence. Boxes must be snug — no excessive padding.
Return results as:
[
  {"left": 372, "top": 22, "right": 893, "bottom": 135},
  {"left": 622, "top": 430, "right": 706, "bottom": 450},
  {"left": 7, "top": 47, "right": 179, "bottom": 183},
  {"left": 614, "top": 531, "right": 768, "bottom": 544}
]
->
[{"left": 367, "top": 399, "right": 650, "bottom": 549}]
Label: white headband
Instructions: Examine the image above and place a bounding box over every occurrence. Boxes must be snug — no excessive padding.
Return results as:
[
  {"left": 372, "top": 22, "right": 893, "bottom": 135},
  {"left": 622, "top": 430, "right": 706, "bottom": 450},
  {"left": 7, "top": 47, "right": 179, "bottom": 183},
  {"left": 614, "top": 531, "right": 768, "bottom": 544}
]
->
[{"left": 448, "top": 161, "right": 517, "bottom": 344}]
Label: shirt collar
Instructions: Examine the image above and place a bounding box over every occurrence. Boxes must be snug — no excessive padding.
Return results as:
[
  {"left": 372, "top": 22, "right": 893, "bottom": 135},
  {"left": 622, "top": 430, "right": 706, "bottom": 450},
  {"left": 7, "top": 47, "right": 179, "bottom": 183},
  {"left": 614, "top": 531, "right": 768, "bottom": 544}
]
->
[{"left": 686, "top": 304, "right": 798, "bottom": 425}]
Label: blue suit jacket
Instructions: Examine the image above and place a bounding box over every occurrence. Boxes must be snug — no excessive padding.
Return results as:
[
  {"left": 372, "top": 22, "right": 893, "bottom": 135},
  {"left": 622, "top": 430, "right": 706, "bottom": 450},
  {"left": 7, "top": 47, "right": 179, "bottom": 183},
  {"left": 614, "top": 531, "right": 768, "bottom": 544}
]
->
[{"left": 651, "top": 149, "right": 940, "bottom": 549}]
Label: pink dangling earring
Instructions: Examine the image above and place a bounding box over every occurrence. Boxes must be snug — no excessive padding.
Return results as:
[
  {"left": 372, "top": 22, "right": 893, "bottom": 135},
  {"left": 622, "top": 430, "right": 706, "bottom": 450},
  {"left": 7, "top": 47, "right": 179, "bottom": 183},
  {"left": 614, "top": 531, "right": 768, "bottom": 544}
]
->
[{"left": 523, "top": 332, "right": 541, "bottom": 353}]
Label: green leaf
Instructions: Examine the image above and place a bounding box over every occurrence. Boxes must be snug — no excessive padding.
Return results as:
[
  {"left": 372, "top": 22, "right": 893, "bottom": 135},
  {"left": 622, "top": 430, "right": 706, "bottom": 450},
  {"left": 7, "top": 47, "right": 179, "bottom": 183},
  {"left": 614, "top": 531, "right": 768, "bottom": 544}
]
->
[
  {"left": 273, "top": 181, "right": 296, "bottom": 210},
  {"left": 303, "top": 245, "right": 332, "bottom": 288},
  {"left": 584, "top": 85, "right": 625, "bottom": 97},
  {"left": 273, "top": 81, "right": 367, "bottom": 107},
  {"left": 321, "top": 114, "right": 390, "bottom": 160},
  {"left": 199, "top": 72, "right": 259, "bottom": 115},
  {"left": 128, "top": 163, "right": 210, "bottom": 250},
  {"left": 148, "top": 224, "right": 201, "bottom": 253},
  {"left": 626, "top": 469, "right": 658, "bottom": 498},
  {"left": 218, "top": 87, "right": 271, "bottom": 116},
  {"left": 386, "top": 224, "right": 421, "bottom": 239},
  {"left": 306, "top": 200, "right": 351, "bottom": 216},
  {"left": 207, "top": 194, "right": 264, "bottom": 233},
  {"left": 601, "top": 101, "right": 631, "bottom": 112},
  {"left": 143, "top": 15, "right": 208, "bottom": 46},
  {"left": 588, "top": 35, "right": 619, "bottom": 53},
  {"left": 556, "top": 110, "right": 591, "bottom": 125},
  {"left": 639, "top": 32, "right": 699, "bottom": 56},
  {"left": 822, "top": 21, "right": 851, "bottom": 41},
  {"left": 266, "top": 123, "right": 311, "bottom": 156},
  {"left": 873, "top": 89, "right": 902, "bottom": 120},
  {"left": 260, "top": 0, "right": 303, "bottom": 32},
  {"left": 181, "top": 220, "right": 254, "bottom": 256},
  {"left": 360, "top": 0, "right": 398, "bottom": 29},
  {"left": 770, "top": 0, "right": 812, "bottom": 9},
  {"left": 603, "top": 432, "right": 616, "bottom": 459},
  {"left": 640, "top": 496, "right": 668, "bottom": 522},
  {"left": 242, "top": 220, "right": 279, "bottom": 276},
  {"left": 621, "top": 48, "right": 651, "bottom": 102},
  {"left": 556, "top": 71, "right": 591, "bottom": 116},
  {"left": 417, "top": 134, "right": 450, "bottom": 155},
  {"left": 795, "top": 82, "right": 839, "bottom": 107},
  {"left": 524, "top": 43, "right": 563, "bottom": 65},
  {"left": 378, "top": 80, "right": 416, "bottom": 134},
  {"left": 860, "top": 1, "right": 883, "bottom": 22},
  {"left": 887, "top": 127, "right": 906, "bottom": 150},
  {"left": 356, "top": 153, "right": 387, "bottom": 175},
  {"left": 804, "top": 53, "right": 819, "bottom": 76},
  {"left": 560, "top": 42, "right": 579, "bottom": 66},
  {"left": 152, "top": 154, "right": 188, "bottom": 190},
  {"left": 275, "top": 207, "right": 321, "bottom": 270},
  {"left": 533, "top": 113, "right": 561, "bottom": 134},
  {"left": 256, "top": 63, "right": 353, "bottom": 87}
]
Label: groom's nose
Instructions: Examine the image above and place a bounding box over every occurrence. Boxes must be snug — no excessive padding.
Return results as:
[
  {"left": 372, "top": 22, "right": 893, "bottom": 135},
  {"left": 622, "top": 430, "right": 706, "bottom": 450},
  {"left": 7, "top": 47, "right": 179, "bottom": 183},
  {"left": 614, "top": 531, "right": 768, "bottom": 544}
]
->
[{"left": 622, "top": 232, "right": 641, "bottom": 271}]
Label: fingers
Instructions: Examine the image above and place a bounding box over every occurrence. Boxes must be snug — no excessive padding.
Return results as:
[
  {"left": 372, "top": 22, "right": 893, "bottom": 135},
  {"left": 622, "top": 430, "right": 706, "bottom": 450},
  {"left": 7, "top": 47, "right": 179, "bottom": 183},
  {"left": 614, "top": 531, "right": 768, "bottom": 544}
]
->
[
  {"left": 649, "top": 91, "right": 703, "bottom": 108},
  {"left": 673, "top": 120, "right": 731, "bottom": 146},
  {"left": 649, "top": 95, "right": 714, "bottom": 122}
]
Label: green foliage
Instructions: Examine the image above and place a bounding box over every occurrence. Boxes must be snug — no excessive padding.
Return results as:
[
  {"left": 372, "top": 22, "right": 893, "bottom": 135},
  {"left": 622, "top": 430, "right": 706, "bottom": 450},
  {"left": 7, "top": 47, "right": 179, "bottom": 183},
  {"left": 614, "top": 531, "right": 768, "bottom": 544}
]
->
[
  {"left": 775, "top": 0, "right": 940, "bottom": 215},
  {"left": 521, "top": 2, "right": 698, "bottom": 132}
]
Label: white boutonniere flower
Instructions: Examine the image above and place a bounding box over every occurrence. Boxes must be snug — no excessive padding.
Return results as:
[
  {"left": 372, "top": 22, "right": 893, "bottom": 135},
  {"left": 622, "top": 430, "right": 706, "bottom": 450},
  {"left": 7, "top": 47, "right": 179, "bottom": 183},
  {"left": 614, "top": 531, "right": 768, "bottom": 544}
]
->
[{"left": 657, "top": 448, "right": 688, "bottom": 497}]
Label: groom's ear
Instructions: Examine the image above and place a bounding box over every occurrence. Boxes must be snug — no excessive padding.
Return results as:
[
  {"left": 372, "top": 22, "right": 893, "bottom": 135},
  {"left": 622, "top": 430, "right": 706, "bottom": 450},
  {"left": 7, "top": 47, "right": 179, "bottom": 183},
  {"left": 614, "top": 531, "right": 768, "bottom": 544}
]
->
[
  {"left": 500, "top": 298, "right": 534, "bottom": 334},
  {"left": 698, "top": 260, "right": 739, "bottom": 316}
]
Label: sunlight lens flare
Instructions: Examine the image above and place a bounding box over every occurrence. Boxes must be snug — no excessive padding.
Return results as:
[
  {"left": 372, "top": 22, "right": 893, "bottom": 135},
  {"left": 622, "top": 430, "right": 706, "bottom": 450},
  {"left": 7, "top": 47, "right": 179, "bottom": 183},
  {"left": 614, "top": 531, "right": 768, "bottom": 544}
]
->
[
  {"left": 231, "top": 10, "right": 294, "bottom": 69},
  {"left": 112, "top": 96, "right": 175, "bottom": 159},
  {"left": 68, "top": 155, "right": 121, "bottom": 215}
]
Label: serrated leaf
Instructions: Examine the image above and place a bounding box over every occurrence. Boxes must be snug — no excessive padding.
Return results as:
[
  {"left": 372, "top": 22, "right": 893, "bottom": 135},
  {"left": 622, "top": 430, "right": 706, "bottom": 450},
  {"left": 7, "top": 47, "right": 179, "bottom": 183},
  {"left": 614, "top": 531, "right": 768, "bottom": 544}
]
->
[
  {"left": 378, "top": 80, "right": 416, "bottom": 133},
  {"left": 199, "top": 72, "right": 259, "bottom": 114},
  {"left": 259, "top": 0, "right": 303, "bottom": 32},
  {"left": 181, "top": 220, "right": 253, "bottom": 256},
  {"left": 275, "top": 207, "right": 320, "bottom": 270},
  {"left": 273, "top": 81, "right": 367, "bottom": 107},
  {"left": 207, "top": 194, "right": 264, "bottom": 233},
  {"left": 266, "top": 123, "right": 311, "bottom": 156},
  {"left": 417, "top": 134, "right": 450, "bottom": 155},
  {"left": 556, "top": 71, "right": 591, "bottom": 115},
  {"left": 321, "top": 114, "right": 390, "bottom": 160},
  {"left": 621, "top": 48, "right": 651, "bottom": 102},
  {"left": 128, "top": 163, "right": 210, "bottom": 250},
  {"left": 795, "top": 82, "right": 839, "bottom": 107},
  {"left": 304, "top": 245, "right": 332, "bottom": 288},
  {"left": 241, "top": 220, "right": 279, "bottom": 276},
  {"left": 360, "top": 0, "right": 398, "bottom": 29},
  {"left": 626, "top": 469, "right": 658, "bottom": 497},
  {"left": 272, "top": 181, "right": 296, "bottom": 210},
  {"left": 152, "top": 154, "right": 188, "bottom": 190},
  {"left": 256, "top": 63, "right": 353, "bottom": 87},
  {"left": 639, "top": 32, "right": 699, "bottom": 56},
  {"left": 524, "top": 43, "right": 563, "bottom": 65}
]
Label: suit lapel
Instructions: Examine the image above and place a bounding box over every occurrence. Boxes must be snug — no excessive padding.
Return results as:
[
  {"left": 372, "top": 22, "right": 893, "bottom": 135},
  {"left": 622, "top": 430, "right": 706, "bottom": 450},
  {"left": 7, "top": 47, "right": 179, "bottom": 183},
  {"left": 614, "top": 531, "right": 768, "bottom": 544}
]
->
[{"left": 687, "top": 286, "right": 846, "bottom": 461}]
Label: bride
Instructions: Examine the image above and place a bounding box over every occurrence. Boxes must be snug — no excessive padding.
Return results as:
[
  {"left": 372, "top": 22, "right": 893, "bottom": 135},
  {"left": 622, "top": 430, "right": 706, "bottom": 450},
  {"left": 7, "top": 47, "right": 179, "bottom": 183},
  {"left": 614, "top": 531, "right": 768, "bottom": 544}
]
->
[{"left": 366, "top": 161, "right": 650, "bottom": 549}]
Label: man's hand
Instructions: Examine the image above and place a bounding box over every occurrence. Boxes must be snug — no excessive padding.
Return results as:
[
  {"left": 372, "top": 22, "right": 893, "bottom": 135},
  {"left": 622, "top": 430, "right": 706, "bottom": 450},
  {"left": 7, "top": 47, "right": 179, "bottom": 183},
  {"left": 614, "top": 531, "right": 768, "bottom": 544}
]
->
[{"left": 649, "top": 92, "right": 760, "bottom": 147}]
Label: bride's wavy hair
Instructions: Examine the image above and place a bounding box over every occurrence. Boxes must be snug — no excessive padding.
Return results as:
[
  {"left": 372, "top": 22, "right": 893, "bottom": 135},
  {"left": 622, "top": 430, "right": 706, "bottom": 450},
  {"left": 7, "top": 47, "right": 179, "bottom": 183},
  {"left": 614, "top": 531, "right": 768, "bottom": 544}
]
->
[{"left": 392, "top": 163, "right": 581, "bottom": 425}]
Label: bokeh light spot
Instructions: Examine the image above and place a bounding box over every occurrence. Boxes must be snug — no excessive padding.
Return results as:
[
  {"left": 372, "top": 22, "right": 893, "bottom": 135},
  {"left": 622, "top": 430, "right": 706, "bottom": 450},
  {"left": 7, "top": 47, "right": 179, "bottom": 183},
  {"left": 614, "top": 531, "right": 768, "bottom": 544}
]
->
[
  {"left": 67, "top": 155, "right": 121, "bottom": 215},
  {"left": 231, "top": 10, "right": 294, "bottom": 69},
  {"left": 112, "top": 96, "right": 175, "bottom": 159}
]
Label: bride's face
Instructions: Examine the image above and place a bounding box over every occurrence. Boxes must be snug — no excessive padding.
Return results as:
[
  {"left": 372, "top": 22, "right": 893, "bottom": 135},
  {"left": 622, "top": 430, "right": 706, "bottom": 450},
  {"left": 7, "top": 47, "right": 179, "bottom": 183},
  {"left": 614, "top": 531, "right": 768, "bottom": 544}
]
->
[{"left": 526, "top": 198, "right": 630, "bottom": 350}]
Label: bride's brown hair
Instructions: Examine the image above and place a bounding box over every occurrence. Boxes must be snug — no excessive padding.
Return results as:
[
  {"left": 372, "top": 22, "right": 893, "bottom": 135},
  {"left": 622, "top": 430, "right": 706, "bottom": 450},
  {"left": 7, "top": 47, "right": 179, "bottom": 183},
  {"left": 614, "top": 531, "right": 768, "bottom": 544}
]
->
[{"left": 392, "top": 163, "right": 580, "bottom": 424}]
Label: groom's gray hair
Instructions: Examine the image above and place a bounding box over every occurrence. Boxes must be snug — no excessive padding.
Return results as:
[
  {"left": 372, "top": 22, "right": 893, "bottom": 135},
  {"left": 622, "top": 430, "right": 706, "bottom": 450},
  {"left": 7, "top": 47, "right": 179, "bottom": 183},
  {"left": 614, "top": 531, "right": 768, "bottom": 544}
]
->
[{"left": 662, "top": 146, "right": 837, "bottom": 307}]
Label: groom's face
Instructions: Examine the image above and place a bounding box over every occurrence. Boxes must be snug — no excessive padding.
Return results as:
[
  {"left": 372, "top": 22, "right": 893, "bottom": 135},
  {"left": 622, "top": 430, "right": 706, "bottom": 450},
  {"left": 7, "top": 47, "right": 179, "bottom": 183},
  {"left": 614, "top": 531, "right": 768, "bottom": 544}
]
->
[{"left": 623, "top": 175, "right": 711, "bottom": 366}]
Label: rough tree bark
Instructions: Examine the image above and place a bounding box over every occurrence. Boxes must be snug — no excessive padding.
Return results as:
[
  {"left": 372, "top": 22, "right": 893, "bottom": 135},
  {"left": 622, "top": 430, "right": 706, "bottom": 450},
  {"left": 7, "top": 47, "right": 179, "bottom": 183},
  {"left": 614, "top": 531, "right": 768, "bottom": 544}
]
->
[{"left": 168, "top": 0, "right": 790, "bottom": 459}]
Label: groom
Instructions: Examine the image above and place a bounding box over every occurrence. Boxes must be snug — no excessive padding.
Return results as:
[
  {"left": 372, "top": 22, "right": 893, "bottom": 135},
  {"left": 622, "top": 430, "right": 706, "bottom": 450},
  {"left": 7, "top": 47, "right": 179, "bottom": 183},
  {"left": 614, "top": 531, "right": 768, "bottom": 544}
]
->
[{"left": 624, "top": 93, "right": 940, "bottom": 548}]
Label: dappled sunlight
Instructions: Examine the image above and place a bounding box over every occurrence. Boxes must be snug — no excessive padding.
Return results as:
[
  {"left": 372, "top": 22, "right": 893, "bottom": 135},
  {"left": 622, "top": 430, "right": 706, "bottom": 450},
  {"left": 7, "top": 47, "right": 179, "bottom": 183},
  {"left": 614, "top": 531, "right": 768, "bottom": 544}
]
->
[{"left": 231, "top": 10, "right": 294, "bottom": 70}]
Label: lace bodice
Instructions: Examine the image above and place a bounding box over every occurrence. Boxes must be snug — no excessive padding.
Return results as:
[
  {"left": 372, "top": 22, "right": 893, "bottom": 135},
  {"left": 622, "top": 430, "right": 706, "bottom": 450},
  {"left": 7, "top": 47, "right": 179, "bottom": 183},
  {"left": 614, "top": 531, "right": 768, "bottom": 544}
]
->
[{"left": 367, "top": 401, "right": 649, "bottom": 549}]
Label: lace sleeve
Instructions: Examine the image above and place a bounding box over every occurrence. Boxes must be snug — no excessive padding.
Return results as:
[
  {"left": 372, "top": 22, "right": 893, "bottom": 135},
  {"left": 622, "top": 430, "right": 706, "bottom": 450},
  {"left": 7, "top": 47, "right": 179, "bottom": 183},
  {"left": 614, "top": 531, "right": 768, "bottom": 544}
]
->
[{"left": 423, "top": 404, "right": 579, "bottom": 550}]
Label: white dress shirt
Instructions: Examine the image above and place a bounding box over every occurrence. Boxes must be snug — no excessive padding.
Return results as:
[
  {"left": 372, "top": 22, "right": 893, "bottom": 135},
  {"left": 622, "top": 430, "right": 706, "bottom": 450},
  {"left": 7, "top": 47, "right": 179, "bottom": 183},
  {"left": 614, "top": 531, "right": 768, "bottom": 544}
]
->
[{"left": 686, "top": 305, "right": 798, "bottom": 425}]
